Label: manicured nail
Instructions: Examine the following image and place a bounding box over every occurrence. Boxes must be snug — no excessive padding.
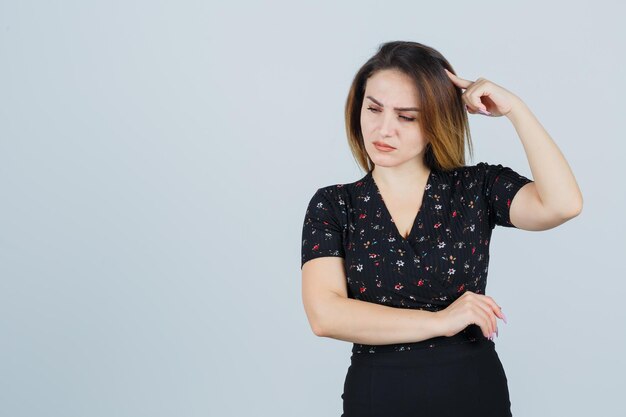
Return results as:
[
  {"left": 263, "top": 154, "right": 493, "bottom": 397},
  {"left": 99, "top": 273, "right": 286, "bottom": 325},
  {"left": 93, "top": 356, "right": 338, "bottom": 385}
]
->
[
  {"left": 478, "top": 108, "right": 491, "bottom": 115},
  {"left": 501, "top": 312, "right": 508, "bottom": 324},
  {"left": 496, "top": 327, "right": 499, "bottom": 337}
]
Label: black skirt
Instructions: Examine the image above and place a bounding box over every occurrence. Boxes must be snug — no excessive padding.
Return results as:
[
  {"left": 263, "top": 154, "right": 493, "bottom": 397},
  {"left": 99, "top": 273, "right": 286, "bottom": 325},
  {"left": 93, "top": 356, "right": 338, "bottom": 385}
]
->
[{"left": 341, "top": 337, "right": 512, "bottom": 417}]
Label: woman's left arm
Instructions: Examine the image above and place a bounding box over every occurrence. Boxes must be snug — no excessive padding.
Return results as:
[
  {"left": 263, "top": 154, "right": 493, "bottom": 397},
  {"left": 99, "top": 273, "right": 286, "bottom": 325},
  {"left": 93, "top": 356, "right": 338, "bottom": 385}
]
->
[
  {"left": 444, "top": 68, "right": 584, "bottom": 231},
  {"left": 504, "top": 98, "right": 583, "bottom": 230}
]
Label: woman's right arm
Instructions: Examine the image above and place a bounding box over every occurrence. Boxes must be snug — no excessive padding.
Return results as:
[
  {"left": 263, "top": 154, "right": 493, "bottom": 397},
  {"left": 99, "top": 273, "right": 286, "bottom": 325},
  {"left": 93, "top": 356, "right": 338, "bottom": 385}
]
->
[{"left": 301, "top": 256, "right": 446, "bottom": 345}]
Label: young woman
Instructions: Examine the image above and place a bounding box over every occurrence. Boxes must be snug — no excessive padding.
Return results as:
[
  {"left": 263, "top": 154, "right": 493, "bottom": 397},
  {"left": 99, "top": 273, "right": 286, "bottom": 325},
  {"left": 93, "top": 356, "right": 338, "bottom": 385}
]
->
[{"left": 300, "top": 41, "right": 582, "bottom": 416}]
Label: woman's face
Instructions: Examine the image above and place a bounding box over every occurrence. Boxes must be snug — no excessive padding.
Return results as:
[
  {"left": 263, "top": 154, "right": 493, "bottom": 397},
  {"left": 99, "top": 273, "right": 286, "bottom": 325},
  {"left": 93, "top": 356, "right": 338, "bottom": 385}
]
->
[{"left": 360, "top": 69, "right": 429, "bottom": 169}]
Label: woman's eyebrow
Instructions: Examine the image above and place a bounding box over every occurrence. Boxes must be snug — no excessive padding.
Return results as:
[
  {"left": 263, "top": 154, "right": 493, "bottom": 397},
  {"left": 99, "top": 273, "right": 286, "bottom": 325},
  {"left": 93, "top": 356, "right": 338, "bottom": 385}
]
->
[{"left": 366, "top": 96, "right": 420, "bottom": 112}]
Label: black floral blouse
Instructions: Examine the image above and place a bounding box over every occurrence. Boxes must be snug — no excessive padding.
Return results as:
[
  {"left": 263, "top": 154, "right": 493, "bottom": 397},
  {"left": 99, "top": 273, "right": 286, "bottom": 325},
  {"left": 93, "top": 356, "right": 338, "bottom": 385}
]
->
[{"left": 300, "top": 162, "right": 534, "bottom": 354}]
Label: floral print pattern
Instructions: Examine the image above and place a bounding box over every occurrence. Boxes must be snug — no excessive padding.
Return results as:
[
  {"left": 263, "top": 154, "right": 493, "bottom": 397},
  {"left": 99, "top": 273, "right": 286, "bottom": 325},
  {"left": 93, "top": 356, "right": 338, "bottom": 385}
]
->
[{"left": 301, "top": 162, "right": 533, "bottom": 353}]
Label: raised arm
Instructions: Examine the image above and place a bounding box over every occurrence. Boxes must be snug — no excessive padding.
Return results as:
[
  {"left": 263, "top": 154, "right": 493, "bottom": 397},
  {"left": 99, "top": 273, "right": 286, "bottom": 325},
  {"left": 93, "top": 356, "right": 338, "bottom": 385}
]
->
[
  {"left": 505, "top": 98, "right": 583, "bottom": 230},
  {"left": 444, "top": 68, "right": 583, "bottom": 231}
]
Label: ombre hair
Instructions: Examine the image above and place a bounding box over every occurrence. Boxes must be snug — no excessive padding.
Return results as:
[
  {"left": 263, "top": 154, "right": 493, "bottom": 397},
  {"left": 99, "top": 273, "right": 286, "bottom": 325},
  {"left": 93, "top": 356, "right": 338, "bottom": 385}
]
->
[{"left": 345, "top": 41, "right": 473, "bottom": 173}]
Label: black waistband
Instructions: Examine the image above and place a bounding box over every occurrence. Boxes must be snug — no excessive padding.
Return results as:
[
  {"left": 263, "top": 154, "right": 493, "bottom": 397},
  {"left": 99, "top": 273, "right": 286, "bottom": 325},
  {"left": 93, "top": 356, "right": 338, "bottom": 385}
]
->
[{"left": 351, "top": 324, "right": 487, "bottom": 354}]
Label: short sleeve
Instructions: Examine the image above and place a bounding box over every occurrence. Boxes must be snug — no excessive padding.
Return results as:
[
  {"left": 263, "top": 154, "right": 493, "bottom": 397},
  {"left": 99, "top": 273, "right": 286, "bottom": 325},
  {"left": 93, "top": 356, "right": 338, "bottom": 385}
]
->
[
  {"left": 301, "top": 188, "right": 345, "bottom": 269},
  {"left": 479, "top": 162, "right": 534, "bottom": 229}
]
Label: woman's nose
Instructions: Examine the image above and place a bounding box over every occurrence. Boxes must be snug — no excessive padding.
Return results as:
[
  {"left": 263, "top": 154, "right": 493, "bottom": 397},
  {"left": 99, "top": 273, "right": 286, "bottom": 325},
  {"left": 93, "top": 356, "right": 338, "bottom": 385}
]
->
[{"left": 379, "top": 113, "right": 396, "bottom": 137}]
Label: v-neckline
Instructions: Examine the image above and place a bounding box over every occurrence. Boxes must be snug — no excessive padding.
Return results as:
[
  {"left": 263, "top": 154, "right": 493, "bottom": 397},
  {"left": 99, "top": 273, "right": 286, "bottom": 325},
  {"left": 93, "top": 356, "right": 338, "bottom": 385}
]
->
[{"left": 368, "top": 169, "right": 434, "bottom": 243}]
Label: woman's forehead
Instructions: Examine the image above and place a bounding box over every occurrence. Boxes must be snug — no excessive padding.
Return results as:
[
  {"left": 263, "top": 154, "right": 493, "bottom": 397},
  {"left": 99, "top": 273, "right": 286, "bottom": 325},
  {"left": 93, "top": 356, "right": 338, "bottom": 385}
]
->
[{"left": 365, "top": 71, "right": 419, "bottom": 104}]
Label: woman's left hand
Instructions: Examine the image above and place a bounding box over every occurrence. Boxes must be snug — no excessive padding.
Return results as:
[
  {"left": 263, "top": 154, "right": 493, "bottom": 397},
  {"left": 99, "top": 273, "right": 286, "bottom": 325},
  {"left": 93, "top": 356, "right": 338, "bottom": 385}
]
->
[{"left": 444, "top": 68, "right": 521, "bottom": 117}]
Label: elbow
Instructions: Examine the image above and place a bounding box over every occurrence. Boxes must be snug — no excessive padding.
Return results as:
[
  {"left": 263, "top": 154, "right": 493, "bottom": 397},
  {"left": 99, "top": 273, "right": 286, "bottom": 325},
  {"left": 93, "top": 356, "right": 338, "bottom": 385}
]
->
[
  {"left": 572, "top": 191, "right": 584, "bottom": 216},
  {"left": 306, "top": 306, "right": 331, "bottom": 338},
  {"left": 304, "top": 293, "right": 342, "bottom": 338},
  {"left": 312, "top": 306, "right": 335, "bottom": 337},
  {"left": 311, "top": 315, "right": 331, "bottom": 337},
  {"left": 562, "top": 197, "right": 584, "bottom": 220},
  {"left": 575, "top": 195, "right": 584, "bottom": 216},
  {"left": 311, "top": 322, "right": 326, "bottom": 337},
  {"left": 552, "top": 192, "right": 583, "bottom": 221}
]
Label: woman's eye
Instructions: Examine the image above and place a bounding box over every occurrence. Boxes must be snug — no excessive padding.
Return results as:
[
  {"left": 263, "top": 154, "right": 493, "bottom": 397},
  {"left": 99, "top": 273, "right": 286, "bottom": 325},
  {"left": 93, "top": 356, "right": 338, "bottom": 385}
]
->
[{"left": 367, "top": 106, "right": 415, "bottom": 122}]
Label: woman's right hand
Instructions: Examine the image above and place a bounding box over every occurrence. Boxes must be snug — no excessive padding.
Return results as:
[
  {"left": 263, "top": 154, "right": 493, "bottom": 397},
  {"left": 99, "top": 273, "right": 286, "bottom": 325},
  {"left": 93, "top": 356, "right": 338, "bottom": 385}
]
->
[{"left": 434, "top": 291, "right": 507, "bottom": 339}]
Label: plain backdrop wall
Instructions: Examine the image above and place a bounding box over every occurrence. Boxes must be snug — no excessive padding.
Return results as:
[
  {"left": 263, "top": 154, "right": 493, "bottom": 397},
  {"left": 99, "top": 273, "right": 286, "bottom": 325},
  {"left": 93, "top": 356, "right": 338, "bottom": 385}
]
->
[{"left": 1, "top": 1, "right": 624, "bottom": 416}]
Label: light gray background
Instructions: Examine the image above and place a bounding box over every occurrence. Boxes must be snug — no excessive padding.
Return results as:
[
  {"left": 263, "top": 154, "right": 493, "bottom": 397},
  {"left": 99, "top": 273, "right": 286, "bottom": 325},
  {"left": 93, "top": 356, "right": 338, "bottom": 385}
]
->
[{"left": 1, "top": 1, "right": 624, "bottom": 416}]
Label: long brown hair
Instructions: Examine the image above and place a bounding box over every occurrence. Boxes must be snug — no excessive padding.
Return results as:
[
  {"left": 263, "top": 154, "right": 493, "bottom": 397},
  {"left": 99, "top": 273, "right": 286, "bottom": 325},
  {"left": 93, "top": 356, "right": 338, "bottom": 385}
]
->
[{"left": 345, "top": 41, "right": 473, "bottom": 173}]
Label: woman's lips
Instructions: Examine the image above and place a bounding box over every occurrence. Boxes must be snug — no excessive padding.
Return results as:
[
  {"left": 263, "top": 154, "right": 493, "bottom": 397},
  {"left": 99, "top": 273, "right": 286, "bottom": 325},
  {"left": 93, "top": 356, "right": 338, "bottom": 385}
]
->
[{"left": 374, "top": 142, "right": 396, "bottom": 152}]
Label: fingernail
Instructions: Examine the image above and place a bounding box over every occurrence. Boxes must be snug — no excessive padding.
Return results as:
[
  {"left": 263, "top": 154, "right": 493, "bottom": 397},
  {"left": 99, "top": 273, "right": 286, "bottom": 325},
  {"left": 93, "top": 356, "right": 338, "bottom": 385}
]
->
[
  {"left": 478, "top": 108, "right": 491, "bottom": 115},
  {"left": 496, "top": 327, "right": 499, "bottom": 337},
  {"left": 501, "top": 312, "right": 508, "bottom": 324}
]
